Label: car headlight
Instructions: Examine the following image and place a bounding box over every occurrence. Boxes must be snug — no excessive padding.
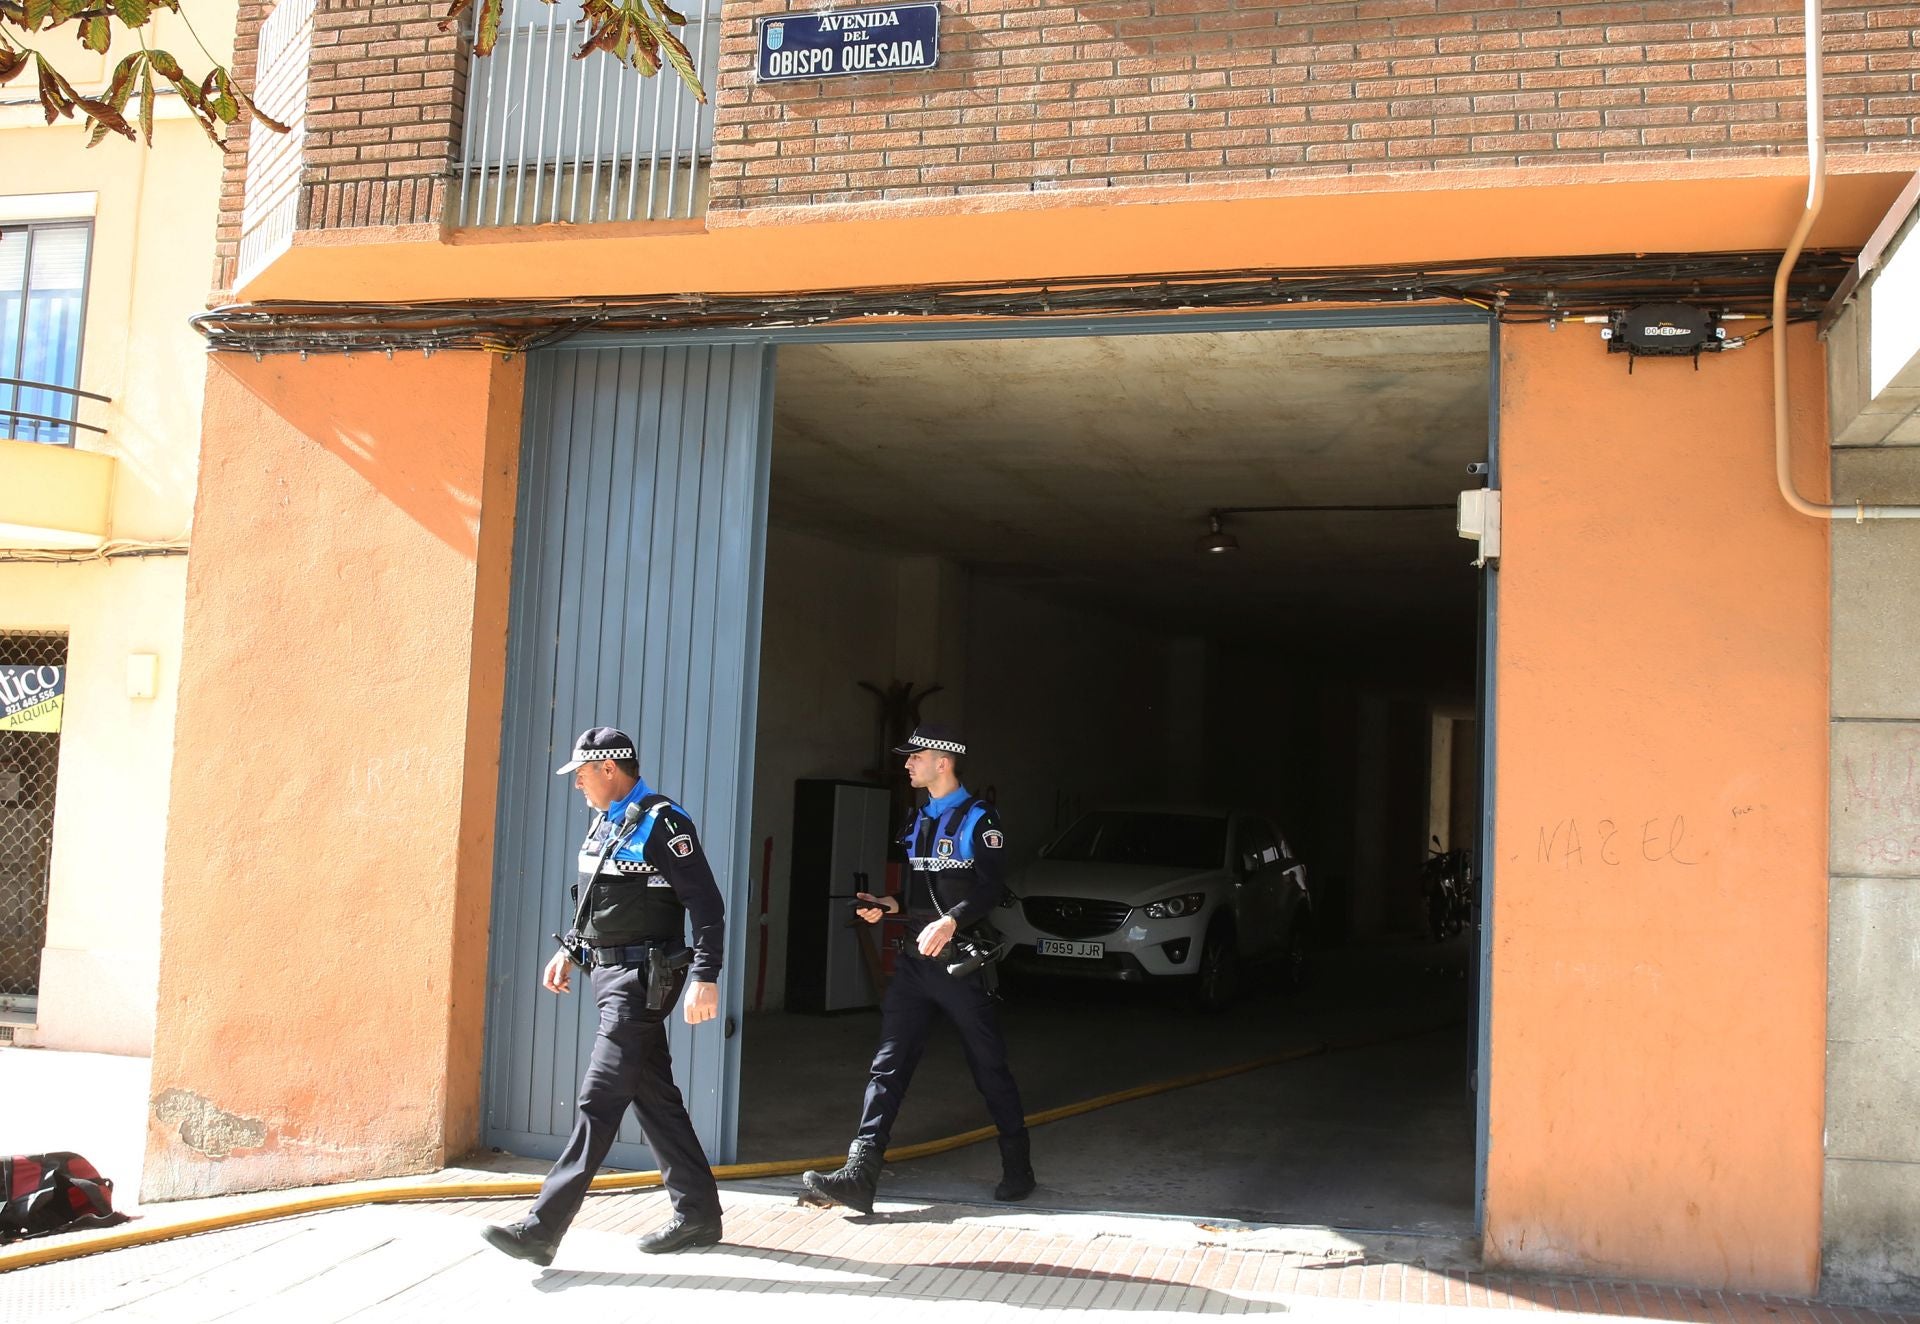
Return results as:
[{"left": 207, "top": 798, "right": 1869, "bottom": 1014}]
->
[{"left": 1144, "top": 892, "right": 1207, "bottom": 919}]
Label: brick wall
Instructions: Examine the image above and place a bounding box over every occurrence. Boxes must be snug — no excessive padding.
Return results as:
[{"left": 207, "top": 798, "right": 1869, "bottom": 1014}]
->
[
  {"left": 213, "top": 0, "right": 1919, "bottom": 276},
  {"left": 216, "top": 0, "right": 467, "bottom": 294},
  {"left": 708, "top": 0, "right": 1920, "bottom": 210},
  {"left": 214, "top": 1, "right": 268, "bottom": 295}
]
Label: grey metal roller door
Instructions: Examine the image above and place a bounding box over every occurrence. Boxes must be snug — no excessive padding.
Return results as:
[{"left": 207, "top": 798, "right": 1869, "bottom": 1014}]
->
[{"left": 485, "top": 343, "right": 772, "bottom": 1167}]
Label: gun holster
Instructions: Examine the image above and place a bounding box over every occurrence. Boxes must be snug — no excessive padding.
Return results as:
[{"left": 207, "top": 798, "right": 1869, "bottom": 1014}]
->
[
  {"left": 645, "top": 946, "right": 694, "bottom": 1010},
  {"left": 943, "top": 922, "right": 1009, "bottom": 980}
]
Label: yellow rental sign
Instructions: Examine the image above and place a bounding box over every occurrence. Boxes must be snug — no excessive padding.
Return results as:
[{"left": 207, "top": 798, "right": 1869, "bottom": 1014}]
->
[{"left": 0, "top": 664, "right": 64, "bottom": 733}]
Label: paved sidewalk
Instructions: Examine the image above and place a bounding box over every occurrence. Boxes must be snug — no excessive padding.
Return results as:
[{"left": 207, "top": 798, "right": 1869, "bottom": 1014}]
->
[{"left": 5, "top": 1183, "right": 1915, "bottom": 1324}]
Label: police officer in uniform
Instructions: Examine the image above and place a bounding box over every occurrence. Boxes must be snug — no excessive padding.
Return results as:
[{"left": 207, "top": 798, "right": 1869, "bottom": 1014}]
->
[
  {"left": 482, "top": 727, "right": 727, "bottom": 1265},
  {"left": 800, "top": 723, "right": 1036, "bottom": 1214}
]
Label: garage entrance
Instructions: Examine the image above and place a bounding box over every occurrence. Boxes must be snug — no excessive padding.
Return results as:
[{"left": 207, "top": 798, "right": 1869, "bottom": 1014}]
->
[{"left": 483, "top": 309, "right": 1495, "bottom": 1240}]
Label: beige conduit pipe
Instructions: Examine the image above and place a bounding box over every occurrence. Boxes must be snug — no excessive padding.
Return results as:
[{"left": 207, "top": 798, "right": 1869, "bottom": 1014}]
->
[{"left": 1776, "top": 0, "right": 1920, "bottom": 519}]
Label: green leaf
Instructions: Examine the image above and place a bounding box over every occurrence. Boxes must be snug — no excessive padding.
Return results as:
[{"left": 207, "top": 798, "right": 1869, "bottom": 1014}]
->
[
  {"left": 657, "top": 1, "right": 685, "bottom": 25},
  {"left": 75, "top": 95, "right": 133, "bottom": 143},
  {"left": 80, "top": 15, "right": 110, "bottom": 52},
  {"left": 106, "top": 51, "right": 142, "bottom": 109},
  {"left": 50, "top": 0, "right": 88, "bottom": 23},
  {"left": 146, "top": 48, "right": 182, "bottom": 79},
  {"left": 138, "top": 58, "right": 152, "bottom": 143},
  {"left": 658, "top": 25, "right": 701, "bottom": 100},
  {"left": 113, "top": 0, "right": 151, "bottom": 27},
  {"left": 35, "top": 54, "right": 75, "bottom": 123},
  {"left": 199, "top": 68, "right": 229, "bottom": 120},
  {"left": 23, "top": 0, "right": 53, "bottom": 32},
  {"left": 474, "top": 0, "right": 502, "bottom": 56},
  {"left": 235, "top": 84, "right": 289, "bottom": 134},
  {"left": 437, "top": 0, "right": 473, "bottom": 35}
]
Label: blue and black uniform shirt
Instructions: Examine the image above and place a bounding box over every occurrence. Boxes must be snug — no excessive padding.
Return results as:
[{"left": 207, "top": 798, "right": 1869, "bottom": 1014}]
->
[
  {"left": 574, "top": 777, "right": 726, "bottom": 982},
  {"left": 900, "top": 785, "right": 1007, "bottom": 927}
]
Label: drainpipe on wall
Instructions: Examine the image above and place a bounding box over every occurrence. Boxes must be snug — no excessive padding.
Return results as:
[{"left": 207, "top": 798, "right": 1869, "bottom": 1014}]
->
[{"left": 1775, "top": 0, "right": 1920, "bottom": 520}]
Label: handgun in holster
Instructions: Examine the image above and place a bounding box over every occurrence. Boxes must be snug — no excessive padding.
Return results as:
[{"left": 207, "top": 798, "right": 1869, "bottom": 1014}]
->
[
  {"left": 645, "top": 946, "right": 694, "bottom": 1010},
  {"left": 943, "top": 925, "right": 1006, "bottom": 979}
]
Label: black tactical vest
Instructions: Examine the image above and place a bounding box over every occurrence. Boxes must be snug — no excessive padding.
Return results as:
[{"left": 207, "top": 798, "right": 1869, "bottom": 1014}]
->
[
  {"left": 576, "top": 795, "right": 688, "bottom": 945},
  {"left": 901, "top": 796, "right": 987, "bottom": 926}
]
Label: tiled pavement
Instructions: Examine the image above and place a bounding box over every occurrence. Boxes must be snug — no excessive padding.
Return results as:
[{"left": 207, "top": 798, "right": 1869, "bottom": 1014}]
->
[{"left": 5, "top": 1184, "right": 1916, "bottom": 1324}]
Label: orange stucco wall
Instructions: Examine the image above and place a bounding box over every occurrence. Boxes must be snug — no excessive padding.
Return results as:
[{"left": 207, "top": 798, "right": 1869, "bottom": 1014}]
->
[
  {"left": 1487, "top": 324, "right": 1832, "bottom": 1292},
  {"left": 150, "top": 152, "right": 1870, "bottom": 1293},
  {"left": 237, "top": 165, "right": 1916, "bottom": 305},
  {"left": 144, "top": 350, "right": 522, "bottom": 1200}
]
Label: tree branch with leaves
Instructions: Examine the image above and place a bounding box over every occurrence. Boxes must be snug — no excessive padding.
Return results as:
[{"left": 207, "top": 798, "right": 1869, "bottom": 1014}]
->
[{"left": 0, "top": 0, "right": 703, "bottom": 148}]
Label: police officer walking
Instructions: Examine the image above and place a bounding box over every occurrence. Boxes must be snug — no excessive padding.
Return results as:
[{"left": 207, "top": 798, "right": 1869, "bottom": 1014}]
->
[
  {"left": 800, "top": 723, "right": 1036, "bottom": 1214},
  {"left": 482, "top": 726, "right": 727, "bottom": 1265}
]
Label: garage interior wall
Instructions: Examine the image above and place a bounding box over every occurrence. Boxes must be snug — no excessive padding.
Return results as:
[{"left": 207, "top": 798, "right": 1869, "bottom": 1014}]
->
[
  {"left": 747, "top": 528, "right": 1190, "bottom": 1010},
  {"left": 749, "top": 539, "right": 1477, "bottom": 1010}
]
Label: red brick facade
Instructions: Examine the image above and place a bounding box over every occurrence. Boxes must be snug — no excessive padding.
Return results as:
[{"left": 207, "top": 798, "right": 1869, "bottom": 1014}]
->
[
  {"left": 301, "top": 1, "right": 468, "bottom": 227},
  {"left": 214, "top": 0, "right": 1919, "bottom": 286},
  {"left": 214, "top": 0, "right": 268, "bottom": 295},
  {"left": 709, "top": 0, "right": 1919, "bottom": 209},
  {"left": 216, "top": 0, "right": 468, "bottom": 294}
]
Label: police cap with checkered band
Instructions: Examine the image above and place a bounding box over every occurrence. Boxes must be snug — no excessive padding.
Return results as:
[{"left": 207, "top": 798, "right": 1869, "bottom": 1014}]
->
[
  {"left": 893, "top": 723, "right": 966, "bottom": 757},
  {"left": 554, "top": 726, "right": 637, "bottom": 775}
]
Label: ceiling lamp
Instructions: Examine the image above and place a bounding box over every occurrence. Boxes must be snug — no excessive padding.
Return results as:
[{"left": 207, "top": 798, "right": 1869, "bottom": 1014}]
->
[{"left": 1195, "top": 513, "right": 1240, "bottom": 555}]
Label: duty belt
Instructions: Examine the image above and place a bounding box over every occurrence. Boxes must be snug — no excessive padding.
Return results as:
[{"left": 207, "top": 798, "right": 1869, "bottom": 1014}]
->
[{"left": 584, "top": 941, "right": 674, "bottom": 969}]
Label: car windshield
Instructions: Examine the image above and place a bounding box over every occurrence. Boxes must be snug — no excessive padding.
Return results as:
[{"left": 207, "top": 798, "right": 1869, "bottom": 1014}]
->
[{"left": 1041, "top": 811, "right": 1228, "bottom": 870}]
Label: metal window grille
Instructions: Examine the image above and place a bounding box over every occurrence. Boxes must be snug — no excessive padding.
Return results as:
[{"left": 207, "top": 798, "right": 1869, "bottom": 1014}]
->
[
  {"left": 455, "top": 0, "right": 722, "bottom": 227},
  {"left": 0, "top": 632, "right": 65, "bottom": 1008},
  {"left": 0, "top": 223, "right": 93, "bottom": 447}
]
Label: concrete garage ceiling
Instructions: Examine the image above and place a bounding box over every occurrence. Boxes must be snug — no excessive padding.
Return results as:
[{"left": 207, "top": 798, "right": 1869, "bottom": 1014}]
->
[{"left": 769, "top": 324, "right": 1490, "bottom": 637}]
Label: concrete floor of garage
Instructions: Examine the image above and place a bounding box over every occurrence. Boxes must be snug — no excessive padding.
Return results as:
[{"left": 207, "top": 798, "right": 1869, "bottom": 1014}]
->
[{"left": 733, "top": 935, "right": 1477, "bottom": 1240}]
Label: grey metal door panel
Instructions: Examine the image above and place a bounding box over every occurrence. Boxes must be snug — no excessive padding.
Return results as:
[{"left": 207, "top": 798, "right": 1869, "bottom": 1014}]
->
[{"left": 486, "top": 344, "right": 772, "bottom": 1169}]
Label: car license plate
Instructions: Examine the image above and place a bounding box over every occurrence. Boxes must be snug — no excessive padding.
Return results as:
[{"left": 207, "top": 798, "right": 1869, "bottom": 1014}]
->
[{"left": 1036, "top": 939, "right": 1103, "bottom": 959}]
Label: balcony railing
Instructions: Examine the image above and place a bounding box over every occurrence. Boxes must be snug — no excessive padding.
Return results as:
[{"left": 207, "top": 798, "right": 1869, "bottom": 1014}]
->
[
  {"left": 0, "top": 378, "right": 109, "bottom": 449},
  {"left": 456, "top": 0, "right": 722, "bottom": 227}
]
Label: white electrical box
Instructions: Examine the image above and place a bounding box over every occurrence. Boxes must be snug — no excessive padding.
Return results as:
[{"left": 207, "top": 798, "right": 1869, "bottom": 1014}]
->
[
  {"left": 127, "top": 653, "right": 159, "bottom": 700},
  {"left": 1457, "top": 489, "right": 1502, "bottom": 566}
]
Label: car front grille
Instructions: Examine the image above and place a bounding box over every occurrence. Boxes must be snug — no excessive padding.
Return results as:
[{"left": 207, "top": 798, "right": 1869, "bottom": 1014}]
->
[{"left": 1022, "top": 896, "right": 1132, "bottom": 939}]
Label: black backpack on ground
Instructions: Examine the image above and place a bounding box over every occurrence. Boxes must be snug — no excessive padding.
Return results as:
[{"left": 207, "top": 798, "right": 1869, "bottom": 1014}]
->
[{"left": 1, "top": 1151, "right": 129, "bottom": 1243}]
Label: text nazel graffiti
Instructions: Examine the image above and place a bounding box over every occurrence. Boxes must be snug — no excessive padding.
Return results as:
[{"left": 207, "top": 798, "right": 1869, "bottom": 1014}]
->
[{"left": 0, "top": 665, "right": 64, "bottom": 733}]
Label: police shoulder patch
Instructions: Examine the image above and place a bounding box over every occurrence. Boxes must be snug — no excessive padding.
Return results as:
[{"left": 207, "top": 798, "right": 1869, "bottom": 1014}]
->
[
  {"left": 667, "top": 834, "right": 695, "bottom": 859},
  {"left": 981, "top": 829, "right": 1004, "bottom": 850}
]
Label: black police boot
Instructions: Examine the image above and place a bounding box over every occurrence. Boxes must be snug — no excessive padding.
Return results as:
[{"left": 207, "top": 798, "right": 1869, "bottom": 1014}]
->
[
  {"left": 994, "top": 1129, "right": 1036, "bottom": 1202},
  {"left": 480, "top": 1218, "right": 558, "bottom": 1267},
  {"left": 636, "top": 1211, "right": 723, "bottom": 1254},
  {"left": 799, "top": 1137, "right": 883, "bottom": 1215}
]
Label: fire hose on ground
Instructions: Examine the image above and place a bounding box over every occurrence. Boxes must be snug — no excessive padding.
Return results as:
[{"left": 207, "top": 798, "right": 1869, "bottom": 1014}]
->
[{"left": 0, "top": 1020, "right": 1459, "bottom": 1273}]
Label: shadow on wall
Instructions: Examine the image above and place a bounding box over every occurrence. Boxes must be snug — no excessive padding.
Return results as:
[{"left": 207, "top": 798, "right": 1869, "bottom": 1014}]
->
[{"left": 221, "top": 354, "right": 489, "bottom": 561}]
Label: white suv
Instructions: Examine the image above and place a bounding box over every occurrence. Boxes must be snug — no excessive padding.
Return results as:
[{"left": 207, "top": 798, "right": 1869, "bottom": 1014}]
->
[{"left": 995, "top": 805, "right": 1312, "bottom": 1010}]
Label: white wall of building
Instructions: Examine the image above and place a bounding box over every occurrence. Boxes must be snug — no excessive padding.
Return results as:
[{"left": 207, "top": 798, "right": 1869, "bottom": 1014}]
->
[{"left": 0, "top": 99, "right": 228, "bottom": 1053}]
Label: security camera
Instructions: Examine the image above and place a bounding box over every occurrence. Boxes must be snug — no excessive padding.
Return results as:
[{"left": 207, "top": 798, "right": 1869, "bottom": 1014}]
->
[{"left": 1465, "top": 461, "right": 1490, "bottom": 477}]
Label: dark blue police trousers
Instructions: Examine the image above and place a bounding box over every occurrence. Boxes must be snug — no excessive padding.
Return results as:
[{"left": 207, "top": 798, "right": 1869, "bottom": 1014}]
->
[
  {"left": 528, "top": 962, "right": 720, "bottom": 1240},
  {"left": 857, "top": 951, "right": 1026, "bottom": 1150}
]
